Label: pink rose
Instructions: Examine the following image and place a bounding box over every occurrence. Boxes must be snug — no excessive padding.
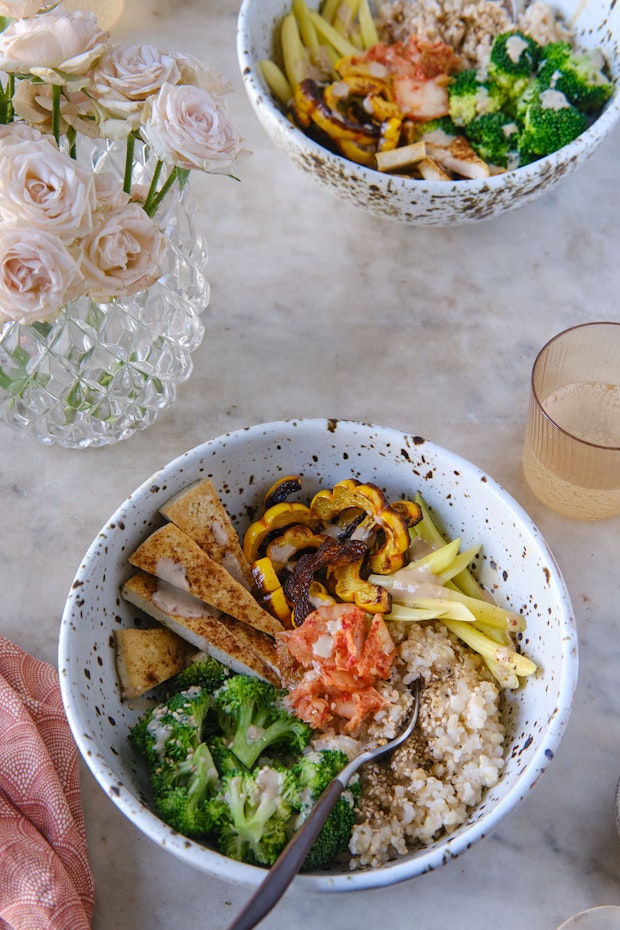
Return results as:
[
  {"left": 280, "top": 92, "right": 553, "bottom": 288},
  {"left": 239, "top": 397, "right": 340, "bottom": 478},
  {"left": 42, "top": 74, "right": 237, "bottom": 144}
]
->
[
  {"left": 12, "top": 80, "right": 100, "bottom": 138},
  {"left": 0, "top": 1, "right": 45, "bottom": 18},
  {"left": 0, "top": 131, "right": 96, "bottom": 241},
  {"left": 0, "top": 221, "right": 84, "bottom": 324},
  {"left": 142, "top": 83, "right": 246, "bottom": 173},
  {"left": 89, "top": 43, "right": 182, "bottom": 136},
  {"left": 0, "top": 11, "right": 109, "bottom": 83},
  {"left": 79, "top": 203, "right": 167, "bottom": 300}
]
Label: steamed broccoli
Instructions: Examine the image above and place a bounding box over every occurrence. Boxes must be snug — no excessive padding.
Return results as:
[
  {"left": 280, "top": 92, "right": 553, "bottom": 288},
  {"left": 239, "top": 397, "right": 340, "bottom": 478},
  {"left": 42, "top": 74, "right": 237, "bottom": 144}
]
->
[
  {"left": 466, "top": 111, "right": 522, "bottom": 167},
  {"left": 213, "top": 674, "right": 313, "bottom": 769},
  {"left": 131, "top": 685, "right": 218, "bottom": 836},
  {"left": 292, "top": 749, "right": 361, "bottom": 872},
  {"left": 208, "top": 735, "right": 248, "bottom": 778},
  {"left": 537, "top": 40, "right": 614, "bottom": 113},
  {"left": 518, "top": 87, "right": 588, "bottom": 157},
  {"left": 488, "top": 31, "right": 542, "bottom": 101},
  {"left": 448, "top": 69, "right": 505, "bottom": 127},
  {"left": 416, "top": 115, "right": 458, "bottom": 139},
  {"left": 208, "top": 765, "right": 299, "bottom": 866},
  {"left": 171, "top": 654, "right": 232, "bottom": 694}
]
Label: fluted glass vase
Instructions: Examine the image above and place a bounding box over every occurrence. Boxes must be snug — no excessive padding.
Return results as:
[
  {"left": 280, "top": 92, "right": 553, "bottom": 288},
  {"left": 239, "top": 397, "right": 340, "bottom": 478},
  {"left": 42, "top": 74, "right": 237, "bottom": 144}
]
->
[{"left": 0, "top": 143, "right": 210, "bottom": 449}]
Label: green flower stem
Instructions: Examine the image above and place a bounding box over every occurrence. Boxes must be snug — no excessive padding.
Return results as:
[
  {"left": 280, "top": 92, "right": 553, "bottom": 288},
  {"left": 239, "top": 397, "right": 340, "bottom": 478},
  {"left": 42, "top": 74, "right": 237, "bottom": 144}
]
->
[
  {"left": 123, "top": 131, "right": 137, "bottom": 195},
  {"left": 67, "top": 124, "right": 77, "bottom": 159},
  {"left": 1, "top": 73, "right": 14, "bottom": 125},
  {"left": 52, "top": 83, "right": 61, "bottom": 146},
  {"left": 143, "top": 163, "right": 179, "bottom": 217}
]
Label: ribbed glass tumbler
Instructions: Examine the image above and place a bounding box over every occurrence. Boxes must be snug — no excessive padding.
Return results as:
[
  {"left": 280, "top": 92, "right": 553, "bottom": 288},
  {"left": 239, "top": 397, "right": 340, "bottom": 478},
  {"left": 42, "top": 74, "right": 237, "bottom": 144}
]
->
[
  {"left": 522, "top": 321, "right": 620, "bottom": 520},
  {"left": 0, "top": 188, "right": 209, "bottom": 449}
]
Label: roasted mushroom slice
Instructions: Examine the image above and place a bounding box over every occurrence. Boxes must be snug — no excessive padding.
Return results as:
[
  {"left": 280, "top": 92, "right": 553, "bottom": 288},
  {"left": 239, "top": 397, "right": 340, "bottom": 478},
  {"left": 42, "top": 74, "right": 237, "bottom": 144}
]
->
[{"left": 284, "top": 537, "right": 369, "bottom": 626}]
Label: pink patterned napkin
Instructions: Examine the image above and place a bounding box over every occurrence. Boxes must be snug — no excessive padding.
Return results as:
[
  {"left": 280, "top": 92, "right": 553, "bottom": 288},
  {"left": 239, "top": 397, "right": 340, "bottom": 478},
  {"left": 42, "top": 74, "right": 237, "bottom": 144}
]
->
[{"left": 0, "top": 636, "right": 96, "bottom": 930}]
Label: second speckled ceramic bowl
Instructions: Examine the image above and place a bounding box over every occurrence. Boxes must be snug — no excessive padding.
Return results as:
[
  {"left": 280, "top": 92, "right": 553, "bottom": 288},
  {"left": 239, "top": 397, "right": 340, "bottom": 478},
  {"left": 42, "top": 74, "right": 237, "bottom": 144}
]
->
[
  {"left": 236, "top": 0, "right": 620, "bottom": 225},
  {"left": 58, "top": 419, "right": 578, "bottom": 890}
]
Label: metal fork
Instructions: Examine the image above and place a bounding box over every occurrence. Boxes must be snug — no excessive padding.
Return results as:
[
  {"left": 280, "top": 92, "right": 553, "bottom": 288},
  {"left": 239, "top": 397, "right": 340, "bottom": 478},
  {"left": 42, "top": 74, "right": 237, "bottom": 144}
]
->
[{"left": 224, "top": 679, "right": 421, "bottom": 930}]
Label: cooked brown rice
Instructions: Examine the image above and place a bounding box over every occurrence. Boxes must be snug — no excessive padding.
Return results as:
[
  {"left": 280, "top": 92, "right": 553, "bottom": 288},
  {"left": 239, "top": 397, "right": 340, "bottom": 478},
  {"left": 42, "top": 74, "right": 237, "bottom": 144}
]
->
[
  {"left": 376, "top": 0, "right": 574, "bottom": 70},
  {"left": 311, "top": 619, "right": 506, "bottom": 869}
]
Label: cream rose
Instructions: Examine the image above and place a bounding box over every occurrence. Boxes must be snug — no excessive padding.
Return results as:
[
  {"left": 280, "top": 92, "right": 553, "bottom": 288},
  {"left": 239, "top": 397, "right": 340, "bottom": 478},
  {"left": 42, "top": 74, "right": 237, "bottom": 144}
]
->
[
  {"left": 79, "top": 203, "right": 167, "bottom": 300},
  {"left": 0, "top": 221, "right": 84, "bottom": 324},
  {"left": 92, "top": 43, "right": 181, "bottom": 106},
  {"left": 12, "top": 80, "right": 100, "bottom": 138},
  {"left": 89, "top": 43, "right": 182, "bottom": 136},
  {"left": 0, "top": 11, "right": 109, "bottom": 83},
  {"left": 173, "top": 55, "right": 232, "bottom": 95},
  {"left": 142, "top": 82, "right": 245, "bottom": 173},
  {"left": 93, "top": 171, "right": 131, "bottom": 209},
  {"left": 0, "top": 1, "right": 45, "bottom": 18},
  {"left": 0, "top": 132, "right": 96, "bottom": 240}
]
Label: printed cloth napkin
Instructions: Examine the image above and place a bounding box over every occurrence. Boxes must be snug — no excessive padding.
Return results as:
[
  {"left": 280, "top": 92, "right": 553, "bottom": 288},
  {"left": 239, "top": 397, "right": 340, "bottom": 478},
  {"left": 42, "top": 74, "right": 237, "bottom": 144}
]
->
[{"left": 0, "top": 636, "right": 96, "bottom": 930}]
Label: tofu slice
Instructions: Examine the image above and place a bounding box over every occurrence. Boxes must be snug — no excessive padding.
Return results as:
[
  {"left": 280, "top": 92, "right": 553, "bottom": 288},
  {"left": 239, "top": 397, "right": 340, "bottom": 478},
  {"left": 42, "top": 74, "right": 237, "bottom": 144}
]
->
[
  {"left": 121, "top": 573, "right": 280, "bottom": 685},
  {"left": 426, "top": 137, "right": 490, "bottom": 180},
  {"left": 159, "top": 479, "right": 254, "bottom": 589},
  {"left": 114, "top": 626, "right": 196, "bottom": 700},
  {"left": 128, "top": 523, "right": 284, "bottom": 638}
]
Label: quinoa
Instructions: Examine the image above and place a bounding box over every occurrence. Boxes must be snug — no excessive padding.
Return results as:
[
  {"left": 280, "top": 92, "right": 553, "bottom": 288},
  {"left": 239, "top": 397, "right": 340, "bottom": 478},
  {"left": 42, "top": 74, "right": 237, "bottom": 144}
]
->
[
  {"left": 376, "top": 0, "right": 574, "bottom": 70},
  {"left": 313, "top": 620, "right": 506, "bottom": 870}
]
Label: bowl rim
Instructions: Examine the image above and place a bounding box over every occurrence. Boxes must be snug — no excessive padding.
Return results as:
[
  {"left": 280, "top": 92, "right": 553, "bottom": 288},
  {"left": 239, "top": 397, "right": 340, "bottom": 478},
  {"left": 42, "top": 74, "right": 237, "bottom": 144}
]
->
[
  {"left": 59, "top": 418, "right": 579, "bottom": 891},
  {"left": 236, "top": 0, "right": 620, "bottom": 196}
]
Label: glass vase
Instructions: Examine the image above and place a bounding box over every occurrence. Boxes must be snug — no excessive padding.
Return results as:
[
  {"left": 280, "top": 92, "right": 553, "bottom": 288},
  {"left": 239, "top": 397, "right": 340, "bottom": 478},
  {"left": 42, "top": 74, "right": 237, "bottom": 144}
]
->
[{"left": 0, "top": 148, "right": 210, "bottom": 449}]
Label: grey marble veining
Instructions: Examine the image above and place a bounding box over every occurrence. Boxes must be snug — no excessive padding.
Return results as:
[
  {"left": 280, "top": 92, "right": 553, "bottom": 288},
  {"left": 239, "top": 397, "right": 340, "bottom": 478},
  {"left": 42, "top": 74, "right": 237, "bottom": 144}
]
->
[{"left": 0, "top": 1, "right": 619, "bottom": 927}]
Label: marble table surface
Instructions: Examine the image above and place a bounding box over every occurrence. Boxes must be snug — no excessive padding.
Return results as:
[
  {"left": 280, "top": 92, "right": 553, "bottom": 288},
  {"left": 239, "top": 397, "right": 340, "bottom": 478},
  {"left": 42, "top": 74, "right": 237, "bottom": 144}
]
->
[{"left": 1, "top": 0, "right": 619, "bottom": 927}]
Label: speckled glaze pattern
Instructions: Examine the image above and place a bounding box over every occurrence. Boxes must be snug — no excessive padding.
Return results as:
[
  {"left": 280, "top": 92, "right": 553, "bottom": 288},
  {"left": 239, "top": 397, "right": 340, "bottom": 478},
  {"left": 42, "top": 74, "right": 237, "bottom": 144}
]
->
[
  {"left": 58, "top": 419, "right": 578, "bottom": 890},
  {"left": 236, "top": 0, "right": 620, "bottom": 225}
]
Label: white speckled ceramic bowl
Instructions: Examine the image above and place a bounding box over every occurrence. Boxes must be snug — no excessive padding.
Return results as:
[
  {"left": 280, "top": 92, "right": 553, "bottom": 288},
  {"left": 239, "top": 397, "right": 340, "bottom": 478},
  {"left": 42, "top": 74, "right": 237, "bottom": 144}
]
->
[
  {"left": 59, "top": 419, "right": 578, "bottom": 890},
  {"left": 236, "top": 0, "right": 620, "bottom": 225},
  {"left": 557, "top": 907, "right": 620, "bottom": 929}
]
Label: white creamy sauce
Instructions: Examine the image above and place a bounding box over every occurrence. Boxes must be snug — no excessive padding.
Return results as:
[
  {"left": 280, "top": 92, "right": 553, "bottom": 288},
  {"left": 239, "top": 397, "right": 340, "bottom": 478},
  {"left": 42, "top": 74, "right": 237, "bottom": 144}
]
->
[
  {"left": 156, "top": 557, "right": 189, "bottom": 590},
  {"left": 221, "top": 553, "right": 249, "bottom": 588},
  {"left": 256, "top": 766, "right": 284, "bottom": 802},
  {"left": 505, "top": 34, "right": 529, "bottom": 63},
  {"left": 391, "top": 577, "right": 448, "bottom": 602},
  {"left": 152, "top": 579, "right": 205, "bottom": 618},
  {"left": 210, "top": 519, "right": 229, "bottom": 546},
  {"left": 247, "top": 724, "right": 266, "bottom": 743},
  {"left": 540, "top": 88, "right": 570, "bottom": 110}
]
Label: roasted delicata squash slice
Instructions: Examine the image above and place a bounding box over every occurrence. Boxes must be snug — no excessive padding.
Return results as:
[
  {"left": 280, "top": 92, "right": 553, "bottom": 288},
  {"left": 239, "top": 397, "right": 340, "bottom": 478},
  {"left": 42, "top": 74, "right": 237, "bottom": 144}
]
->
[{"left": 310, "top": 478, "right": 412, "bottom": 574}]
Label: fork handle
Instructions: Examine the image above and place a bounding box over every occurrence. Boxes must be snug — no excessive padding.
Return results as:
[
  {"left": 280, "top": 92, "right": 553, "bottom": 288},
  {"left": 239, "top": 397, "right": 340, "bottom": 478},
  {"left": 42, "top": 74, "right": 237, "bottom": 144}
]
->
[{"left": 224, "top": 778, "right": 345, "bottom": 930}]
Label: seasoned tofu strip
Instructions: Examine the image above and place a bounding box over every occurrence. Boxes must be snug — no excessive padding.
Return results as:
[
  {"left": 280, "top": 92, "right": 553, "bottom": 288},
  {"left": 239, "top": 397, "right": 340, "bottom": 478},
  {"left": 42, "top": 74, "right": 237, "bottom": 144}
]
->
[
  {"left": 129, "top": 523, "right": 284, "bottom": 638},
  {"left": 159, "top": 479, "right": 255, "bottom": 590},
  {"left": 121, "top": 573, "right": 280, "bottom": 685}
]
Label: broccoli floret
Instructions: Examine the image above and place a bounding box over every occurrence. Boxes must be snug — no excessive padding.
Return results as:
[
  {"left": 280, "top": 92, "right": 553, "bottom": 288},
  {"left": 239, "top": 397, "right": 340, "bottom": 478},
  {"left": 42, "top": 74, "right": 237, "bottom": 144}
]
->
[
  {"left": 131, "top": 685, "right": 219, "bottom": 836},
  {"left": 538, "top": 41, "right": 614, "bottom": 113},
  {"left": 213, "top": 674, "right": 313, "bottom": 770},
  {"left": 208, "top": 765, "right": 299, "bottom": 866},
  {"left": 208, "top": 735, "right": 248, "bottom": 778},
  {"left": 519, "top": 87, "right": 588, "bottom": 157},
  {"left": 448, "top": 69, "right": 505, "bottom": 127},
  {"left": 466, "top": 111, "right": 522, "bottom": 167},
  {"left": 488, "top": 31, "right": 541, "bottom": 101},
  {"left": 292, "top": 749, "right": 361, "bottom": 872},
  {"left": 170, "top": 654, "right": 232, "bottom": 695},
  {"left": 151, "top": 742, "right": 219, "bottom": 836},
  {"left": 419, "top": 116, "right": 458, "bottom": 136}
]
